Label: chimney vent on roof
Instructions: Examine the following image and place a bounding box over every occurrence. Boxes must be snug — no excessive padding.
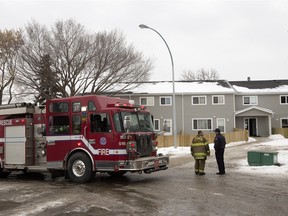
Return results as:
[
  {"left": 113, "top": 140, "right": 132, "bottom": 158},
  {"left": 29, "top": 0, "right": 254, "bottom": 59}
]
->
[{"left": 247, "top": 77, "right": 251, "bottom": 81}]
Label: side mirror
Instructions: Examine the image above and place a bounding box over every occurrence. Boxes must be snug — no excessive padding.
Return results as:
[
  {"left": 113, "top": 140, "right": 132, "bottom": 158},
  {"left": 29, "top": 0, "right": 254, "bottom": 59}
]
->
[{"left": 123, "top": 116, "right": 131, "bottom": 131}]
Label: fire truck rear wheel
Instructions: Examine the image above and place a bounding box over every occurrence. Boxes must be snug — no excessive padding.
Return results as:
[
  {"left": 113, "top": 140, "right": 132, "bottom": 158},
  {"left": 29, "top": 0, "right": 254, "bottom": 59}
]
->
[{"left": 67, "top": 152, "right": 95, "bottom": 183}]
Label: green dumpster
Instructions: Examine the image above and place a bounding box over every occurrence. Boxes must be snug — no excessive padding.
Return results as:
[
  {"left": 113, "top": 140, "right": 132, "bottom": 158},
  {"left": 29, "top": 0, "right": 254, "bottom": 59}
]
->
[{"left": 247, "top": 151, "right": 278, "bottom": 166}]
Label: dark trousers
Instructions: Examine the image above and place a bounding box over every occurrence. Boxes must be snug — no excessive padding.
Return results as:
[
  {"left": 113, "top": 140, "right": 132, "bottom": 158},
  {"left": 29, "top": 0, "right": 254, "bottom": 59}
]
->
[{"left": 215, "top": 149, "right": 225, "bottom": 173}]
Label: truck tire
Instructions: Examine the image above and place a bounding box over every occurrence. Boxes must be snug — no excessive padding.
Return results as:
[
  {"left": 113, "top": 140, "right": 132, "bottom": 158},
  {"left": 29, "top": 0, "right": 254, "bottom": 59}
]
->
[{"left": 67, "top": 152, "right": 95, "bottom": 183}]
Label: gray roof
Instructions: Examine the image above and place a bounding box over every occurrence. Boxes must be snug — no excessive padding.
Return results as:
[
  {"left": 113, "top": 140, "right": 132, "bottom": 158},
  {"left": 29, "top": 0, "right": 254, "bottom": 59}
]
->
[{"left": 229, "top": 80, "right": 288, "bottom": 89}]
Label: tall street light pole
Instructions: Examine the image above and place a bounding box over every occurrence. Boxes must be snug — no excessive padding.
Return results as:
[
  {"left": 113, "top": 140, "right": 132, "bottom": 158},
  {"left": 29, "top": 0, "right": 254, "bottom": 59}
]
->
[{"left": 139, "top": 24, "right": 177, "bottom": 148}]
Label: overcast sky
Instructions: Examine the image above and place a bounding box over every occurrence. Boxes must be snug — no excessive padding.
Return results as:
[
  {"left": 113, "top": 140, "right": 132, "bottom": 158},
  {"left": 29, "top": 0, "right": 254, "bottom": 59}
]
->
[{"left": 1, "top": 0, "right": 288, "bottom": 81}]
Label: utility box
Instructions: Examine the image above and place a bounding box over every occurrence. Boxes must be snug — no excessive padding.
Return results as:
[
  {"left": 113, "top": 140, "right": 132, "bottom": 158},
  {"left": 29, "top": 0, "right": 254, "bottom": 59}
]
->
[{"left": 247, "top": 151, "right": 279, "bottom": 166}]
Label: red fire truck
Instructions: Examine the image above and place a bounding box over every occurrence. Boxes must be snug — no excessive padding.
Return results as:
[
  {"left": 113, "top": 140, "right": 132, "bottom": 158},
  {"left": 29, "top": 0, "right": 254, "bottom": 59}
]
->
[{"left": 0, "top": 95, "right": 169, "bottom": 183}]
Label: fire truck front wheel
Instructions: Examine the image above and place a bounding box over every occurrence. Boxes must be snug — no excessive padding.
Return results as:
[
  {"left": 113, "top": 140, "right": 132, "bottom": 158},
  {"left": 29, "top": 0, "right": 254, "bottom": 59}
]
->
[{"left": 67, "top": 152, "right": 95, "bottom": 183}]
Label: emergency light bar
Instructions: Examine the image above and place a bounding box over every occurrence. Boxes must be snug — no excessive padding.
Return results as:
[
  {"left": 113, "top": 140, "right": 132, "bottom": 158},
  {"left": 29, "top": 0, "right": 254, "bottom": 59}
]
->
[{"left": 107, "top": 103, "right": 146, "bottom": 110}]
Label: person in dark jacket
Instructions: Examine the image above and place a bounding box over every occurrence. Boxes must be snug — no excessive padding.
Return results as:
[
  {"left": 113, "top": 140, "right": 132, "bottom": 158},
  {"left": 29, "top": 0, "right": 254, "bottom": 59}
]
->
[{"left": 214, "top": 128, "right": 226, "bottom": 175}]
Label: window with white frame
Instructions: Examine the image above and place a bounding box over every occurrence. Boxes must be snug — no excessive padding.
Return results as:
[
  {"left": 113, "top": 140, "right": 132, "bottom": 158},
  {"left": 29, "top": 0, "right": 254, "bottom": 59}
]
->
[
  {"left": 140, "top": 97, "right": 154, "bottom": 106},
  {"left": 243, "top": 96, "right": 258, "bottom": 105},
  {"left": 280, "top": 95, "right": 288, "bottom": 104},
  {"left": 212, "top": 95, "right": 225, "bottom": 105},
  {"left": 160, "top": 96, "right": 172, "bottom": 106},
  {"left": 164, "top": 119, "right": 172, "bottom": 135},
  {"left": 154, "top": 119, "right": 160, "bottom": 131},
  {"left": 216, "top": 118, "right": 225, "bottom": 132},
  {"left": 281, "top": 118, "right": 288, "bottom": 128},
  {"left": 192, "top": 118, "right": 212, "bottom": 130},
  {"left": 192, "top": 96, "right": 206, "bottom": 105}
]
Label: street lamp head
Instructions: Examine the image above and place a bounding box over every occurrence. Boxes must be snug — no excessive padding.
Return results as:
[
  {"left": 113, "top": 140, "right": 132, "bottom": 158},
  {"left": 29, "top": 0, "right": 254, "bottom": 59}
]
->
[{"left": 139, "top": 24, "right": 150, "bottom": 29}]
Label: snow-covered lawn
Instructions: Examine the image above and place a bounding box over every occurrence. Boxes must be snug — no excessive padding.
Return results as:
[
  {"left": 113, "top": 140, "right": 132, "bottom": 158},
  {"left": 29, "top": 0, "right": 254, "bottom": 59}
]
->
[{"left": 158, "top": 134, "right": 288, "bottom": 176}]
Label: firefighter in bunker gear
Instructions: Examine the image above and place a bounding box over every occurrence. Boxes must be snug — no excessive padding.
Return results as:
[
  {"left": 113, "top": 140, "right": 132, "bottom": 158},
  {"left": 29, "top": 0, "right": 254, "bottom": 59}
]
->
[{"left": 191, "top": 131, "right": 210, "bottom": 175}]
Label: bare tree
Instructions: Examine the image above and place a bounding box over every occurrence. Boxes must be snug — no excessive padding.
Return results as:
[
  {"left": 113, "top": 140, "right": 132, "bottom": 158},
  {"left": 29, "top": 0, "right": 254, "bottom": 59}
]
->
[
  {"left": 84, "top": 30, "right": 153, "bottom": 95},
  {"left": 16, "top": 19, "right": 153, "bottom": 101},
  {"left": 0, "top": 29, "right": 23, "bottom": 104},
  {"left": 181, "top": 69, "right": 196, "bottom": 80},
  {"left": 181, "top": 68, "right": 220, "bottom": 81}
]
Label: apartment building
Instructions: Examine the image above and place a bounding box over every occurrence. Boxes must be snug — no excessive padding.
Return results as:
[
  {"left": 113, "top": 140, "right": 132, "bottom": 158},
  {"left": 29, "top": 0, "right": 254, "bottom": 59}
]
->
[{"left": 116, "top": 80, "right": 288, "bottom": 137}]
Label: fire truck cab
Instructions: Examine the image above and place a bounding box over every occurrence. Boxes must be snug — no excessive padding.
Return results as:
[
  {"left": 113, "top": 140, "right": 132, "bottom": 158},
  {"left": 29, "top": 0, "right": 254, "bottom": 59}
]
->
[{"left": 0, "top": 95, "right": 169, "bottom": 183}]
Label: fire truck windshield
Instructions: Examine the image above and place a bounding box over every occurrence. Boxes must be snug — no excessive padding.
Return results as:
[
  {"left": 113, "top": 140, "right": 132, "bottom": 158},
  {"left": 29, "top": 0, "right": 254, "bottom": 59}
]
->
[{"left": 116, "top": 111, "right": 154, "bottom": 132}]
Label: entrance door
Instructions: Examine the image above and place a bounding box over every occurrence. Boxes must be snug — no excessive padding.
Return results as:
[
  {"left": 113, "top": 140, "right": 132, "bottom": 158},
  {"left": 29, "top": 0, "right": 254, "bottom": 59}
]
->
[
  {"left": 164, "top": 119, "right": 172, "bottom": 136},
  {"left": 244, "top": 118, "right": 257, "bottom": 136}
]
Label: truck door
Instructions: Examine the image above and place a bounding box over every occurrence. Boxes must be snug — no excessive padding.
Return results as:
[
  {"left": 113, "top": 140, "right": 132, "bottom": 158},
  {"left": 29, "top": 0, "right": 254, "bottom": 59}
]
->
[
  {"left": 46, "top": 101, "right": 71, "bottom": 166},
  {"left": 87, "top": 113, "right": 114, "bottom": 162}
]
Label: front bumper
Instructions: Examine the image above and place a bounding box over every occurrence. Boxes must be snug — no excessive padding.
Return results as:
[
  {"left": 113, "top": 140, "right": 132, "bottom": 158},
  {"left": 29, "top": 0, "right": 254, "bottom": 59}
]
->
[{"left": 118, "top": 155, "right": 169, "bottom": 173}]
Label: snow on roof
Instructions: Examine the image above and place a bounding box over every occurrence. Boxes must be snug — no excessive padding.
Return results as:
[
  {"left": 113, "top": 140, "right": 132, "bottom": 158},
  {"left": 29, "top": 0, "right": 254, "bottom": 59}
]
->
[
  {"left": 128, "top": 81, "right": 288, "bottom": 95},
  {"left": 233, "top": 85, "right": 288, "bottom": 94},
  {"left": 129, "top": 81, "right": 235, "bottom": 94}
]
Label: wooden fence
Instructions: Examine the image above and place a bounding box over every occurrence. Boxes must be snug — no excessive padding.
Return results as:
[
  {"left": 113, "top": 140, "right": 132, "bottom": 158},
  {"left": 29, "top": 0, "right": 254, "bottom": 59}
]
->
[
  {"left": 272, "top": 128, "right": 288, "bottom": 138},
  {"left": 156, "top": 129, "right": 249, "bottom": 148}
]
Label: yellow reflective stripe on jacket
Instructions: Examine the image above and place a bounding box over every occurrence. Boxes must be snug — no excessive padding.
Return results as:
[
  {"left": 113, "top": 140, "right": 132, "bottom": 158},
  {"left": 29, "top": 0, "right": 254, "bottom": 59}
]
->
[
  {"left": 193, "top": 152, "right": 207, "bottom": 159},
  {"left": 191, "top": 143, "right": 206, "bottom": 147}
]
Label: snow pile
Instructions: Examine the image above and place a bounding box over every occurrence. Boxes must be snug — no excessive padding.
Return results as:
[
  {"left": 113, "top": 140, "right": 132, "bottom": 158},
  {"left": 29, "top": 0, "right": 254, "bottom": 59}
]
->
[
  {"left": 158, "top": 146, "right": 191, "bottom": 158},
  {"left": 157, "top": 137, "right": 257, "bottom": 157}
]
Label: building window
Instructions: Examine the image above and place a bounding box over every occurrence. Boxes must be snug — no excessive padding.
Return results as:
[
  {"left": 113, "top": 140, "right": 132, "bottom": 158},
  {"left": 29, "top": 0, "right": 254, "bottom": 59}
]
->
[
  {"left": 243, "top": 96, "right": 258, "bottom": 105},
  {"left": 212, "top": 95, "right": 225, "bottom": 105},
  {"left": 280, "top": 95, "right": 288, "bottom": 104},
  {"left": 192, "top": 118, "right": 212, "bottom": 130},
  {"left": 216, "top": 118, "right": 225, "bottom": 132},
  {"left": 160, "top": 96, "right": 172, "bottom": 106},
  {"left": 140, "top": 97, "right": 154, "bottom": 106},
  {"left": 281, "top": 118, "right": 288, "bottom": 128},
  {"left": 154, "top": 119, "right": 160, "bottom": 131},
  {"left": 192, "top": 96, "right": 206, "bottom": 105}
]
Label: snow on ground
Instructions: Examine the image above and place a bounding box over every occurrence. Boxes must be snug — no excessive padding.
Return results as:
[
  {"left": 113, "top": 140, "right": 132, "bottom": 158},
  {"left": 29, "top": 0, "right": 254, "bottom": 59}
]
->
[
  {"left": 158, "top": 134, "right": 288, "bottom": 176},
  {"left": 237, "top": 135, "right": 288, "bottom": 176},
  {"left": 157, "top": 137, "right": 258, "bottom": 158}
]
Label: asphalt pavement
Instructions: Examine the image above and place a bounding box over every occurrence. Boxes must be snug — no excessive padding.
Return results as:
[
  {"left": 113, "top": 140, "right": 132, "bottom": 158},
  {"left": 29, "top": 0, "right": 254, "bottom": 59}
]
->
[{"left": 0, "top": 138, "right": 288, "bottom": 216}]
